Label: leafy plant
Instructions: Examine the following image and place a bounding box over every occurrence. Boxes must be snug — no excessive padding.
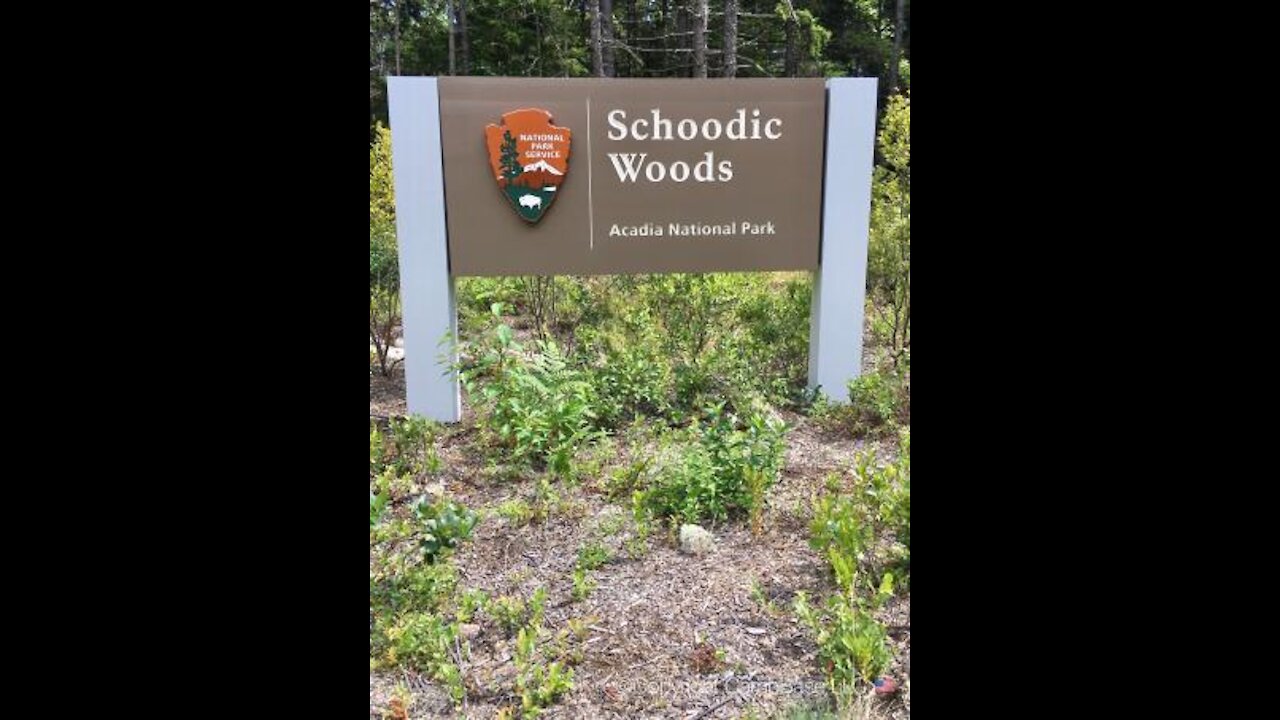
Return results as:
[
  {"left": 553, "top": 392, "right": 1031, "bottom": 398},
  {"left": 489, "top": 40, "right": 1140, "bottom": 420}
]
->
[
  {"left": 516, "top": 628, "right": 574, "bottom": 717},
  {"left": 456, "top": 589, "right": 489, "bottom": 624},
  {"left": 388, "top": 415, "right": 442, "bottom": 475},
  {"left": 794, "top": 592, "right": 891, "bottom": 690},
  {"left": 848, "top": 367, "right": 909, "bottom": 434},
  {"left": 809, "top": 494, "right": 872, "bottom": 593},
  {"left": 746, "top": 466, "right": 769, "bottom": 536},
  {"left": 571, "top": 567, "right": 595, "bottom": 602},
  {"left": 370, "top": 489, "right": 389, "bottom": 528},
  {"left": 370, "top": 123, "right": 401, "bottom": 377},
  {"left": 491, "top": 595, "right": 529, "bottom": 636},
  {"left": 644, "top": 406, "right": 787, "bottom": 524},
  {"left": 867, "top": 94, "right": 910, "bottom": 362},
  {"left": 383, "top": 612, "right": 465, "bottom": 703},
  {"left": 576, "top": 541, "right": 611, "bottom": 571},
  {"left": 464, "top": 318, "right": 599, "bottom": 475},
  {"left": 497, "top": 498, "right": 534, "bottom": 526},
  {"left": 371, "top": 423, "right": 386, "bottom": 475},
  {"left": 413, "top": 497, "right": 477, "bottom": 563},
  {"left": 590, "top": 341, "right": 671, "bottom": 425}
]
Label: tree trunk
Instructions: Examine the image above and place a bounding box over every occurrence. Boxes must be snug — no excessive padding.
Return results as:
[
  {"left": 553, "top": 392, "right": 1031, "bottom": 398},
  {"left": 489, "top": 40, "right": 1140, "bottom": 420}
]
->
[
  {"left": 393, "top": 0, "right": 402, "bottom": 75},
  {"left": 626, "top": 0, "right": 638, "bottom": 76},
  {"left": 590, "top": 0, "right": 604, "bottom": 77},
  {"left": 784, "top": 16, "right": 798, "bottom": 77},
  {"left": 459, "top": 0, "right": 470, "bottom": 75},
  {"left": 445, "top": 0, "right": 456, "bottom": 75},
  {"left": 692, "top": 0, "right": 708, "bottom": 78},
  {"left": 888, "top": 0, "right": 903, "bottom": 92},
  {"left": 601, "top": 0, "right": 616, "bottom": 77},
  {"left": 722, "top": 0, "right": 738, "bottom": 78}
]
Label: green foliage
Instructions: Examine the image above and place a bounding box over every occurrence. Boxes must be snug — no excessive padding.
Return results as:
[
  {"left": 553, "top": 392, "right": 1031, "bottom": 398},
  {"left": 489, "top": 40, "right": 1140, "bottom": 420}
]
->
[
  {"left": 496, "top": 498, "right": 534, "bottom": 526},
  {"left": 734, "top": 275, "right": 813, "bottom": 401},
  {"left": 516, "top": 628, "right": 574, "bottom": 717},
  {"left": 571, "top": 539, "right": 610, "bottom": 603},
  {"left": 863, "top": 433, "right": 910, "bottom": 577},
  {"left": 383, "top": 612, "right": 465, "bottom": 703},
  {"left": 388, "top": 415, "right": 443, "bottom": 475},
  {"left": 490, "top": 587, "right": 547, "bottom": 637},
  {"left": 811, "top": 363, "right": 909, "bottom": 437},
  {"left": 370, "top": 558, "right": 459, "bottom": 680},
  {"left": 465, "top": 317, "right": 599, "bottom": 474},
  {"left": 370, "top": 423, "right": 386, "bottom": 474},
  {"left": 491, "top": 595, "right": 528, "bottom": 636},
  {"left": 868, "top": 94, "right": 910, "bottom": 359},
  {"left": 576, "top": 541, "right": 611, "bottom": 571},
  {"left": 810, "top": 441, "right": 910, "bottom": 593},
  {"left": 370, "top": 558, "right": 458, "bottom": 622},
  {"left": 370, "top": 489, "right": 389, "bottom": 528},
  {"left": 794, "top": 440, "right": 911, "bottom": 693},
  {"left": 370, "top": 123, "right": 400, "bottom": 376},
  {"left": 457, "top": 589, "right": 489, "bottom": 624},
  {"left": 481, "top": 584, "right": 573, "bottom": 712},
  {"left": 413, "top": 497, "right": 477, "bottom": 563},
  {"left": 571, "top": 567, "right": 595, "bottom": 602},
  {"left": 809, "top": 494, "right": 872, "bottom": 593},
  {"left": 590, "top": 341, "right": 671, "bottom": 427},
  {"left": 643, "top": 406, "right": 787, "bottom": 524},
  {"left": 794, "top": 592, "right": 891, "bottom": 689},
  {"left": 746, "top": 466, "right": 770, "bottom": 536},
  {"left": 846, "top": 371, "right": 899, "bottom": 430}
]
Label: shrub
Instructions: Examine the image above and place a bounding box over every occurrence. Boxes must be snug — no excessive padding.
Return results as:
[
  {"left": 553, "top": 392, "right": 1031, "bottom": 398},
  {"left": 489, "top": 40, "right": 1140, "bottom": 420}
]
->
[
  {"left": 590, "top": 341, "right": 671, "bottom": 426},
  {"left": 794, "top": 592, "right": 891, "bottom": 690},
  {"left": 867, "top": 95, "right": 910, "bottom": 361},
  {"left": 388, "top": 415, "right": 442, "bottom": 475},
  {"left": 735, "top": 274, "right": 813, "bottom": 400},
  {"left": 370, "top": 486, "right": 390, "bottom": 528},
  {"left": 370, "top": 123, "right": 401, "bottom": 377},
  {"left": 370, "top": 423, "right": 386, "bottom": 475},
  {"left": 466, "top": 320, "right": 599, "bottom": 474},
  {"left": 576, "top": 541, "right": 611, "bottom": 571},
  {"left": 413, "top": 497, "right": 477, "bottom": 563},
  {"left": 809, "top": 494, "right": 873, "bottom": 593},
  {"left": 511, "top": 587, "right": 573, "bottom": 717},
  {"left": 383, "top": 612, "right": 465, "bottom": 703},
  {"left": 644, "top": 406, "right": 786, "bottom": 524}
]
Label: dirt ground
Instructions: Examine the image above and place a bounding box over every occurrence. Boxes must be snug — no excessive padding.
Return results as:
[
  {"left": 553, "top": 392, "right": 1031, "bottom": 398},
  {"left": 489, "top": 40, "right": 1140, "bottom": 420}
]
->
[{"left": 370, "top": 366, "right": 910, "bottom": 720}]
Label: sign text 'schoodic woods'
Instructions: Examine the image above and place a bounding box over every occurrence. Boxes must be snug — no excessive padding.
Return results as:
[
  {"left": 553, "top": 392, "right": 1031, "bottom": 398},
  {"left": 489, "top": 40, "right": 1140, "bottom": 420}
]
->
[{"left": 438, "top": 78, "right": 826, "bottom": 276}]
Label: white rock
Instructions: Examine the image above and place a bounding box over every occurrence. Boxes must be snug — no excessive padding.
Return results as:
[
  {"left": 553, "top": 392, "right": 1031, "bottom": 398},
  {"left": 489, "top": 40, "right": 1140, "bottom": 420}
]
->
[{"left": 679, "top": 524, "right": 715, "bottom": 555}]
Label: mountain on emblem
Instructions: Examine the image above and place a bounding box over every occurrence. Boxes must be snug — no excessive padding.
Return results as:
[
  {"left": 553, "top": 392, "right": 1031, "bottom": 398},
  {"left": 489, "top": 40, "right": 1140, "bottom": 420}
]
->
[{"left": 484, "top": 109, "right": 571, "bottom": 224}]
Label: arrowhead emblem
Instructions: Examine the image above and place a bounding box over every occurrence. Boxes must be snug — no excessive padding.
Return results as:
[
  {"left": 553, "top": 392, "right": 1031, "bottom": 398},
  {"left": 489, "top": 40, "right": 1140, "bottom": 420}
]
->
[{"left": 484, "top": 108, "right": 571, "bottom": 224}]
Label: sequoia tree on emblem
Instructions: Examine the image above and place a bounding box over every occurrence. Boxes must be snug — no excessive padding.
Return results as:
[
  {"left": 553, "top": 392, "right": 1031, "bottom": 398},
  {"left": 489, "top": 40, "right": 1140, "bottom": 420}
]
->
[{"left": 484, "top": 109, "right": 571, "bottom": 223}]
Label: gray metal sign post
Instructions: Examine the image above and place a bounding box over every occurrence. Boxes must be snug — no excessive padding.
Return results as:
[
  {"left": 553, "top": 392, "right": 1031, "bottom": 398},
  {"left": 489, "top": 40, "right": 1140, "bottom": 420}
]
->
[
  {"left": 387, "top": 77, "right": 460, "bottom": 422},
  {"left": 808, "top": 77, "right": 878, "bottom": 400}
]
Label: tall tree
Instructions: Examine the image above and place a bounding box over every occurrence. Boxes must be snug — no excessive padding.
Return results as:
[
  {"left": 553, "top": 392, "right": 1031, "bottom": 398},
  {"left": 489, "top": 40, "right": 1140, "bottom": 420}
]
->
[
  {"left": 784, "top": 1, "right": 799, "bottom": 78},
  {"left": 394, "top": 0, "right": 402, "bottom": 74},
  {"left": 459, "top": 0, "right": 470, "bottom": 75},
  {"left": 445, "top": 0, "right": 456, "bottom": 75},
  {"left": 722, "top": 0, "right": 738, "bottom": 77},
  {"left": 692, "top": 0, "right": 708, "bottom": 78},
  {"left": 887, "top": 0, "right": 903, "bottom": 92},
  {"left": 590, "top": 0, "right": 604, "bottom": 76},
  {"left": 601, "top": 0, "right": 616, "bottom": 77}
]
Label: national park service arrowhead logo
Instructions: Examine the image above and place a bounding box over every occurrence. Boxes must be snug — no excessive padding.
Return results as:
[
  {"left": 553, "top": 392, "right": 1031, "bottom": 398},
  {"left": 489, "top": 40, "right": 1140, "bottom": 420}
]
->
[{"left": 485, "top": 109, "right": 571, "bottom": 223}]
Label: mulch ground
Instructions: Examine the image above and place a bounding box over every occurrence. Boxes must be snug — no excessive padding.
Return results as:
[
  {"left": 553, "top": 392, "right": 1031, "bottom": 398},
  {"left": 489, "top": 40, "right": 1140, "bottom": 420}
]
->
[{"left": 370, "top": 365, "right": 910, "bottom": 720}]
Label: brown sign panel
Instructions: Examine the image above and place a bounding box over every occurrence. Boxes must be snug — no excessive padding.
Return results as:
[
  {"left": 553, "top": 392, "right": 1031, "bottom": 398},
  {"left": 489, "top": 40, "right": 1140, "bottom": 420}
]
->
[{"left": 438, "top": 78, "right": 826, "bottom": 276}]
